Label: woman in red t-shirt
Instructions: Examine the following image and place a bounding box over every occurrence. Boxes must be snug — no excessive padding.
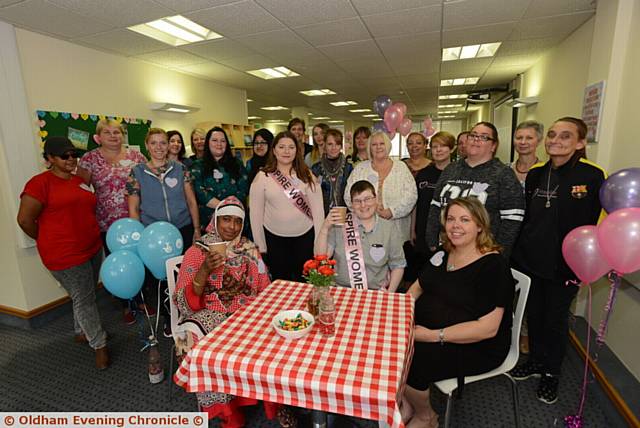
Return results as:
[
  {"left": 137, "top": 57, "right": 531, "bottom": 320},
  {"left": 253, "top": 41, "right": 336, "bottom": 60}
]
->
[{"left": 17, "top": 137, "right": 109, "bottom": 370}]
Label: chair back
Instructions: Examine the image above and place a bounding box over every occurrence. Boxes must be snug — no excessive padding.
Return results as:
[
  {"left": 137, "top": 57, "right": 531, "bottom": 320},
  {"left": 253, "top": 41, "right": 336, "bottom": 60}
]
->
[
  {"left": 165, "top": 255, "right": 185, "bottom": 342},
  {"left": 510, "top": 268, "right": 531, "bottom": 355}
]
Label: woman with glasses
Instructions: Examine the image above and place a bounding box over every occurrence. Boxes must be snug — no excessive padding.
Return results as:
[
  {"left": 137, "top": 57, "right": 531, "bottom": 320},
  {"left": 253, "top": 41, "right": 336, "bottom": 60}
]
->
[
  {"left": 77, "top": 119, "right": 150, "bottom": 324},
  {"left": 310, "top": 128, "right": 353, "bottom": 214},
  {"left": 425, "top": 122, "right": 524, "bottom": 257},
  {"left": 345, "top": 131, "right": 417, "bottom": 244},
  {"left": 315, "top": 180, "right": 405, "bottom": 292},
  {"left": 246, "top": 128, "right": 274, "bottom": 184},
  {"left": 18, "top": 137, "right": 109, "bottom": 369}
]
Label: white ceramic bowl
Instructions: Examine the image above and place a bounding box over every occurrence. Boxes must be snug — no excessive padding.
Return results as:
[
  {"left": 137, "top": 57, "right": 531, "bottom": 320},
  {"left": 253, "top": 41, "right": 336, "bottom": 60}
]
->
[{"left": 272, "top": 310, "right": 315, "bottom": 340}]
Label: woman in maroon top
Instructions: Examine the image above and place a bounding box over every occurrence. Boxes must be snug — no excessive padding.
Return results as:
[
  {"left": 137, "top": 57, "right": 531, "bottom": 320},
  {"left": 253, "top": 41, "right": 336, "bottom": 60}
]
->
[{"left": 17, "top": 137, "right": 109, "bottom": 370}]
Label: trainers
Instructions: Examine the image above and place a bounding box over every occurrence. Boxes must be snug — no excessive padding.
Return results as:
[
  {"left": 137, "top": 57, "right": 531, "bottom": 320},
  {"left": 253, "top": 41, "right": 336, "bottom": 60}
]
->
[
  {"left": 509, "top": 360, "right": 544, "bottom": 380},
  {"left": 163, "top": 323, "right": 172, "bottom": 338},
  {"left": 537, "top": 374, "right": 559, "bottom": 404},
  {"left": 123, "top": 310, "right": 136, "bottom": 325}
]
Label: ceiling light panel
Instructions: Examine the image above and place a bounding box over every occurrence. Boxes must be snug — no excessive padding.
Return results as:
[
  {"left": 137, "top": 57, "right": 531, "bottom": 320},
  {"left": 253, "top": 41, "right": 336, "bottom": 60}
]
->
[
  {"left": 439, "top": 104, "right": 463, "bottom": 108},
  {"left": 128, "top": 15, "right": 222, "bottom": 47},
  {"left": 440, "top": 77, "right": 479, "bottom": 87},
  {"left": 247, "top": 99, "right": 254, "bottom": 102},
  {"left": 328, "top": 120, "right": 344, "bottom": 123},
  {"left": 330, "top": 101, "right": 358, "bottom": 106},
  {"left": 439, "top": 94, "right": 468, "bottom": 99},
  {"left": 247, "top": 116, "right": 261, "bottom": 120},
  {"left": 442, "top": 42, "right": 502, "bottom": 61},
  {"left": 349, "top": 109, "right": 371, "bottom": 113},
  {"left": 460, "top": 44, "right": 480, "bottom": 59},
  {"left": 260, "top": 106, "right": 289, "bottom": 111},
  {"left": 247, "top": 67, "right": 300, "bottom": 80},
  {"left": 312, "top": 116, "right": 331, "bottom": 120},
  {"left": 362, "top": 114, "right": 378, "bottom": 117},
  {"left": 300, "top": 89, "right": 336, "bottom": 96}
]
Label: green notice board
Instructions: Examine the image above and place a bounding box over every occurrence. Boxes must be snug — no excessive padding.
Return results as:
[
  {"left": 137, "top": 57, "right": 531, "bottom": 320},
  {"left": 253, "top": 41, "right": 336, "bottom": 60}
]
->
[{"left": 36, "top": 110, "right": 152, "bottom": 158}]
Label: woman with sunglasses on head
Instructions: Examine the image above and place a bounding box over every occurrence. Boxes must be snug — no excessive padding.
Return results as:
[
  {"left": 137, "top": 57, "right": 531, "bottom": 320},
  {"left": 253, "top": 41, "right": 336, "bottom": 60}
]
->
[
  {"left": 246, "top": 128, "right": 274, "bottom": 184},
  {"left": 190, "top": 127, "right": 249, "bottom": 230},
  {"left": 425, "top": 122, "right": 524, "bottom": 258},
  {"left": 18, "top": 137, "right": 109, "bottom": 370},
  {"left": 77, "top": 118, "right": 150, "bottom": 324},
  {"left": 250, "top": 131, "right": 324, "bottom": 282},
  {"left": 509, "top": 117, "right": 606, "bottom": 405}
]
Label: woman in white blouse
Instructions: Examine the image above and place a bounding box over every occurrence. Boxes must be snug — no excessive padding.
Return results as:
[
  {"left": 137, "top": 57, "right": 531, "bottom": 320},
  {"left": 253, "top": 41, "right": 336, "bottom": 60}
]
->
[{"left": 345, "top": 131, "right": 417, "bottom": 243}]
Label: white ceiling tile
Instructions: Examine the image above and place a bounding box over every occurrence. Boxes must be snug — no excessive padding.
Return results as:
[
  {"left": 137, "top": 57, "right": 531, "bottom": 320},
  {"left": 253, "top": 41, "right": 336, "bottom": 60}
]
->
[
  {"left": 496, "top": 37, "right": 562, "bottom": 56},
  {"left": 509, "top": 11, "right": 594, "bottom": 40},
  {"left": 150, "top": 0, "right": 240, "bottom": 14},
  {"left": 181, "top": 38, "right": 258, "bottom": 61},
  {"left": 397, "top": 73, "right": 439, "bottom": 88},
  {"left": 47, "top": 0, "right": 174, "bottom": 27},
  {"left": 443, "top": 22, "right": 515, "bottom": 47},
  {"left": 185, "top": 0, "right": 283, "bottom": 38},
  {"left": 389, "top": 57, "right": 440, "bottom": 75},
  {"left": 377, "top": 31, "right": 440, "bottom": 59},
  {"left": 255, "top": 0, "right": 356, "bottom": 27},
  {"left": 317, "top": 39, "right": 381, "bottom": 62},
  {"left": 234, "top": 29, "right": 318, "bottom": 64},
  {"left": 136, "top": 48, "right": 208, "bottom": 67},
  {"left": 523, "top": 0, "right": 596, "bottom": 19},
  {"left": 294, "top": 17, "right": 371, "bottom": 47},
  {"left": 337, "top": 59, "right": 396, "bottom": 78},
  {"left": 441, "top": 58, "right": 493, "bottom": 75},
  {"left": 0, "top": 0, "right": 113, "bottom": 38},
  {"left": 216, "top": 53, "right": 278, "bottom": 70},
  {"left": 351, "top": 0, "right": 440, "bottom": 16},
  {"left": 0, "top": 0, "right": 24, "bottom": 7},
  {"left": 74, "top": 29, "right": 168, "bottom": 55},
  {"left": 489, "top": 54, "right": 541, "bottom": 68},
  {"left": 361, "top": 5, "right": 441, "bottom": 38},
  {"left": 444, "top": 0, "right": 529, "bottom": 30}
]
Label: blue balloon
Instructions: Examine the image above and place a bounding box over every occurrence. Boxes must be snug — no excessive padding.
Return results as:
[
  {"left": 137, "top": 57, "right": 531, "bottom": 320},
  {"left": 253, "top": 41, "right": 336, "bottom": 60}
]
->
[
  {"left": 373, "top": 94, "right": 392, "bottom": 118},
  {"left": 138, "top": 221, "right": 184, "bottom": 280},
  {"left": 106, "top": 218, "right": 145, "bottom": 253},
  {"left": 599, "top": 167, "right": 640, "bottom": 213},
  {"left": 100, "top": 250, "right": 145, "bottom": 299}
]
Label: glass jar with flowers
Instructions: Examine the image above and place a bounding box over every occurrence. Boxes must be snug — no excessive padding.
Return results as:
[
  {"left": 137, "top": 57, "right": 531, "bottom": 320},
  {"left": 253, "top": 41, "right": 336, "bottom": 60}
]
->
[{"left": 303, "top": 254, "right": 336, "bottom": 318}]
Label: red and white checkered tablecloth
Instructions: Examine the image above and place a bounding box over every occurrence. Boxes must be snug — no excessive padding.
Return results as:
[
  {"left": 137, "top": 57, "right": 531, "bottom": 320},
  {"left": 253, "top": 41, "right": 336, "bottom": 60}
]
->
[{"left": 174, "top": 280, "right": 415, "bottom": 428}]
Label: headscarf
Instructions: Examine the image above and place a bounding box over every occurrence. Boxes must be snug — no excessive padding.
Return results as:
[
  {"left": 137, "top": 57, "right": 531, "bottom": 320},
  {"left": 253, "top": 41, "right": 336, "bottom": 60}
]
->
[{"left": 202, "top": 196, "right": 259, "bottom": 261}]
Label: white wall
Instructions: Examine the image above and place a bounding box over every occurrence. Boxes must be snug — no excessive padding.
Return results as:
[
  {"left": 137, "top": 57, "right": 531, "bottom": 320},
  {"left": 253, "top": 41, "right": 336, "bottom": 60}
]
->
[{"left": 0, "top": 26, "right": 247, "bottom": 312}]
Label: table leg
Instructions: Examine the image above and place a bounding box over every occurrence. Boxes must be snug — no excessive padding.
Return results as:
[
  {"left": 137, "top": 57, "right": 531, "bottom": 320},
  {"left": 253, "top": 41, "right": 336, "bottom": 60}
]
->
[{"left": 311, "top": 410, "right": 327, "bottom": 428}]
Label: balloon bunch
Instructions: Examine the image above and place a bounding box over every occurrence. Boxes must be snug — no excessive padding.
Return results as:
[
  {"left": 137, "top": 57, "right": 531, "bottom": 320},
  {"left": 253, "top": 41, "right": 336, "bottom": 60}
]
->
[
  {"left": 372, "top": 95, "right": 414, "bottom": 137},
  {"left": 562, "top": 167, "right": 640, "bottom": 427},
  {"left": 100, "top": 219, "right": 184, "bottom": 300}
]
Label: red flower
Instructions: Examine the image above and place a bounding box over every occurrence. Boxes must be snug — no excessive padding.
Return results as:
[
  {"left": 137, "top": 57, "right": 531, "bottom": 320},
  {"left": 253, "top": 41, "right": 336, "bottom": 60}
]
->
[
  {"left": 328, "top": 259, "right": 337, "bottom": 266},
  {"left": 303, "top": 259, "right": 319, "bottom": 274},
  {"left": 314, "top": 254, "right": 328, "bottom": 261},
  {"left": 318, "top": 265, "right": 335, "bottom": 276}
]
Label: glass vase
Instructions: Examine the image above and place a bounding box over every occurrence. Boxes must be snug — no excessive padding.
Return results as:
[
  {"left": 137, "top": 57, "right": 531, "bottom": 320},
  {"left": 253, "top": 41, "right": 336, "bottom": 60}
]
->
[
  {"left": 318, "top": 287, "right": 335, "bottom": 337},
  {"left": 306, "top": 284, "right": 327, "bottom": 317}
]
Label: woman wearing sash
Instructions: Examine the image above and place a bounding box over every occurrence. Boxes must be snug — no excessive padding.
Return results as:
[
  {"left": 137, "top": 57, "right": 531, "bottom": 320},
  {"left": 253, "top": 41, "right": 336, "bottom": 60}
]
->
[
  {"left": 310, "top": 128, "right": 353, "bottom": 214},
  {"left": 249, "top": 131, "right": 324, "bottom": 282},
  {"left": 345, "top": 131, "right": 417, "bottom": 243},
  {"left": 402, "top": 197, "right": 514, "bottom": 428},
  {"left": 315, "top": 180, "right": 405, "bottom": 292}
]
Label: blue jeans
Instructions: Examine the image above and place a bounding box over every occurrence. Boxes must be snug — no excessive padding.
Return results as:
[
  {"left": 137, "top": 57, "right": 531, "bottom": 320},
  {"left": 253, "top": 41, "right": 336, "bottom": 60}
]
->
[{"left": 49, "top": 250, "right": 108, "bottom": 350}]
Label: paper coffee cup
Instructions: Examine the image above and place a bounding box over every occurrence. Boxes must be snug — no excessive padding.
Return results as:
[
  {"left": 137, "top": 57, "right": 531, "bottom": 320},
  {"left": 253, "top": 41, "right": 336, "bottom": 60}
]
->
[
  {"left": 333, "top": 206, "right": 347, "bottom": 225},
  {"left": 209, "top": 241, "right": 228, "bottom": 256}
]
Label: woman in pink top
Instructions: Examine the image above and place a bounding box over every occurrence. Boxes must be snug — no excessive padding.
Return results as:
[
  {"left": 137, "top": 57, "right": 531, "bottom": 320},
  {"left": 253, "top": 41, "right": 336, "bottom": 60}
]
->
[
  {"left": 77, "top": 119, "right": 151, "bottom": 323},
  {"left": 249, "top": 131, "right": 324, "bottom": 282}
]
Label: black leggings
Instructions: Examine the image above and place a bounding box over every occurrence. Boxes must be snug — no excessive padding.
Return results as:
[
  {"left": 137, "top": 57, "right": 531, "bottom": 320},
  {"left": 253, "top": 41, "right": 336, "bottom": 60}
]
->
[{"left": 264, "top": 227, "right": 315, "bottom": 283}]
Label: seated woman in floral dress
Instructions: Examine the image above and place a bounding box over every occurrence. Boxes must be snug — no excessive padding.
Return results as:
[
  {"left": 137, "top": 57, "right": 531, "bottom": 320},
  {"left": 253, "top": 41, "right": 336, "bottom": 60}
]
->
[{"left": 174, "top": 196, "right": 295, "bottom": 427}]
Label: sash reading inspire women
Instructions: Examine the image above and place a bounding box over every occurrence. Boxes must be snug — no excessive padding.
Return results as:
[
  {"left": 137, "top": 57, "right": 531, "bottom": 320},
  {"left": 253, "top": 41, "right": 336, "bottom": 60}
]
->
[{"left": 269, "top": 169, "right": 313, "bottom": 220}]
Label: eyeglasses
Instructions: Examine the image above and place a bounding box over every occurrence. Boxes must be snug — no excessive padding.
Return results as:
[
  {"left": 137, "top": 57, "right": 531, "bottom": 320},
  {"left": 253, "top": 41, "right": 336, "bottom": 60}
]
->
[
  {"left": 468, "top": 133, "right": 495, "bottom": 142},
  {"left": 352, "top": 196, "right": 376, "bottom": 205},
  {"left": 55, "top": 152, "right": 81, "bottom": 160}
]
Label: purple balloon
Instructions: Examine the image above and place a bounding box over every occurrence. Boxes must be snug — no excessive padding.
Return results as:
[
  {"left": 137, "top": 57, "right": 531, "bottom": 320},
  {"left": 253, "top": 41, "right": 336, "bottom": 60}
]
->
[
  {"left": 373, "top": 95, "right": 392, "bottom": 118},
  {"left": 599, "top": 168, "right": 640, "bottom": 213}
]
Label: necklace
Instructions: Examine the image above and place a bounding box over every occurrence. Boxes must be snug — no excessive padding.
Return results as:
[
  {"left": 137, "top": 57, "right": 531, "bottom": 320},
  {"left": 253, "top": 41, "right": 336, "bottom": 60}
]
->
[
  {"left": 446, "top": 262, "right": 455, "bottom": 271},
  {"left": 515, "top": 158, "right": 539, "bottom": 174},
  {"left": 544, "top": 166, "right": 559, "bottom": 208}
]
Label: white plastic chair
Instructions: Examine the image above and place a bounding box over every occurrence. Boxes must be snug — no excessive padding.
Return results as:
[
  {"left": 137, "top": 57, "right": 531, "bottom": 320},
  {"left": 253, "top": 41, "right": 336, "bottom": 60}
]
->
[
  {"left": 433, "top": 268, "right": 531, "bottom": 428},
  {"left": 166, "top": 255, "right": 205, "bottom": 400}
]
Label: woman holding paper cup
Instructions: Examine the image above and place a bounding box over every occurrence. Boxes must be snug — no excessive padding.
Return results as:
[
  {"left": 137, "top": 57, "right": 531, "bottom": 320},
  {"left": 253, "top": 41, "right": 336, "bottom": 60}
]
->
[
  {"left": 315, "top": 180, "right": 406, "bottom": 292},
  {"left": 249, "top": 131, "right": 325, "bottom": 282},
  {"left": 311, "top": 128, "right": 353, "bottom": 214},
  {"left": 175, "top": 196, "right": 281, "bottom": 425}
]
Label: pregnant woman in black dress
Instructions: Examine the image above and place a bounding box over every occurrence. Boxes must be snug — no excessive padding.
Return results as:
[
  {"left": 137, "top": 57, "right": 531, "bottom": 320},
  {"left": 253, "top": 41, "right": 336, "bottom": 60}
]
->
[{"left": 402, "top": 197, "right": 515, "bottom": 428}]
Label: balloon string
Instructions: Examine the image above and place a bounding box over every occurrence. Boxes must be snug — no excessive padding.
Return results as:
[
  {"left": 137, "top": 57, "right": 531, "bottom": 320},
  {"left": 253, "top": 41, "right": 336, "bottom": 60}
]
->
[
  {"left": 139, "top": 281, "right": 162, "bottom": 343},
  {"left": 596, "top": 271, "right": 620, "bottom": 345}
]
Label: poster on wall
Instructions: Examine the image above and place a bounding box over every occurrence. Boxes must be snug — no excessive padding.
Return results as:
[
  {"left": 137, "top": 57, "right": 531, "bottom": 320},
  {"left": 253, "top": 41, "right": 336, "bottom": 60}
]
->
[{"left": 581, "top": 80, "right": 606, "bottom": 144}]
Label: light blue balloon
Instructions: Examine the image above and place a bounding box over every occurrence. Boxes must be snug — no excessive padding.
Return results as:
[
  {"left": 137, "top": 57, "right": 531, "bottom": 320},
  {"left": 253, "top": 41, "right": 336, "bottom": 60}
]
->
[
  {"left": 106, "top": 218, "right": 145, "bottom": 253},
  {"left": 100, "top": 250, "right": 145, "bottom": 299},
  {"left": 138, "top": 221, "right": 183, "bottom": 280}
]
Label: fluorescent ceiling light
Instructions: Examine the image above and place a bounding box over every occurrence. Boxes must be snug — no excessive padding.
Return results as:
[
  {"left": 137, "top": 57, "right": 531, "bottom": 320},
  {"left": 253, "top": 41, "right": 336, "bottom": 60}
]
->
[
  {"left": 438, "top": 115, "right": 455, "bottom": 118},
  {"left": 129, "top": 15, "right": 222, "bottom": 47},
  {"left": 328, "top": 120, "right": 344, "bottom": 123},
  {"left": 439, "top": 110, "right": 458, "bottom": 114},
  {"left": 330, "top": 101, "right": 357, "bottom": 106},
  {"left": 300, "top": 89, "right": 336, "bottom": 96},
  {"left": 439, "top": 104, "right": 463, "bottom": 108},
  {"left": 312, "top": 116, "right": 331, "bottom": 120},
  {"left": 247, "top": 67, "right": 299, "bottom": 80},
  {"left": 442, "top": 42, "right": 501, "bottom": 61},
  {"left": 440, "top": 77, "right": 479, "bottom": 86},
  {"left": 149, "top": 102, "right": 198, "bottom": 114},
  {"left": 439, "top": 94, "right": 468, "bottom": 99},
  {"left": 372, "top": 118, "right": 383, "bottom": 121},
  {"left": 247, "top": 99, "right": 253, "bottom": 102},
  {"left": 349, "top": 108, "right": 371, "bottom": 113},
  {"left": 362, "top": 114, "right": 378, "bottom": 117},
  {"left": 260, "top": 106, "right": 289, "bottom": 111},
  {"left": 247, "top": 116, "right": 261, "bottom": 120}
]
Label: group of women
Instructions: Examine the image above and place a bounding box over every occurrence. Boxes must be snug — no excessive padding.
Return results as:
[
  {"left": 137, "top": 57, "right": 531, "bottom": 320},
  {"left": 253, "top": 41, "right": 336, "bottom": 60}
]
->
[{"left": 17, "top": 114, "right": 606, "bottom": 427}]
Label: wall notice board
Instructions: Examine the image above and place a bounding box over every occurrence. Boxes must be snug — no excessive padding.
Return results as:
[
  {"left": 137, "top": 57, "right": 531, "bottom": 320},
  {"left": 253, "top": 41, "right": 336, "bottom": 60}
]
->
[{"left": 36, "top": 110, "right": 152, "bottom": 157}]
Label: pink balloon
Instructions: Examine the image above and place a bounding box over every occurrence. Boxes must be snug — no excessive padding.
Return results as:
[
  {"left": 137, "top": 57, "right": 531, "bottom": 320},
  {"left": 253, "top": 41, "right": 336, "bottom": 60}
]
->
[
  {"left": 393, "top": 102, "right": 407, "bottom": 117},
  {"left": 597, "top": 208, "right": 640, "bottom": 274},
  {"left": 383, "top": 105, "right": 402, "bottom": 134},
  {"left": 562, "top": 226, "right": 611, "bottom": 283},
  {"left": 398, "top": 118, "right": 413, "bottom": 137},
  {"left": 424, "top": 126, "right": 436, "bottom": 138}
]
